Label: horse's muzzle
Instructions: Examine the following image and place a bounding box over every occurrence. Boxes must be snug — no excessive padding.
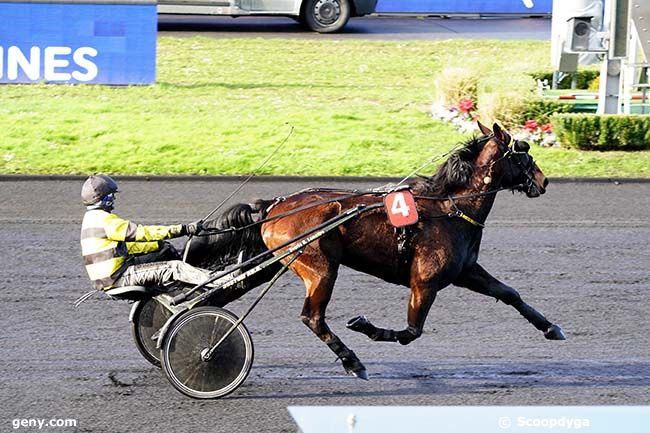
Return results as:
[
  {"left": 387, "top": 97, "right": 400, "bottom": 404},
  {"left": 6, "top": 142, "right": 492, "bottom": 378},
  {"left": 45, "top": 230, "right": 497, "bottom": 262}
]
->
[
  {"left": 539, "top": 177, "right": 549, "bottom": 194},
  {"left": 526, "top": 177, "right": 548, "bottom": 197}
]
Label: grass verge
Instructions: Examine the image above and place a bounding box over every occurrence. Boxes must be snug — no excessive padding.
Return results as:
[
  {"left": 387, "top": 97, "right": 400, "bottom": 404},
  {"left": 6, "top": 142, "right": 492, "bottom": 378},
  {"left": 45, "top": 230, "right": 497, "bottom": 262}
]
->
[{"left": 1, "top": 37, "right": 648, "bottom": 177}]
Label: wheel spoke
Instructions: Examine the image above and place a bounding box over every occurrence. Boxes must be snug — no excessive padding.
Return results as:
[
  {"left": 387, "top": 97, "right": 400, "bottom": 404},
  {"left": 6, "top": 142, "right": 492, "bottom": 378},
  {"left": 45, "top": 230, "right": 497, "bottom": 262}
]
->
[
  {"left": 209, "top": 315, "right": 222, "bottom": 346},
  {"left": 182, "top": 365, "right": 202, "bottom": 388}
]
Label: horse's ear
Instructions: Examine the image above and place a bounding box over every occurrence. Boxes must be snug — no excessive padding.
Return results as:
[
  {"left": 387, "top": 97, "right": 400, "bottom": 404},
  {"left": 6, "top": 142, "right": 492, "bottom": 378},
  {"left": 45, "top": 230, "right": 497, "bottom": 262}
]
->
[
  {"left": 477, "top": 120, "right": 492, "bottom": 136},
  {"left": 492, "top": 123, "right": 510, "bottom": 144}
]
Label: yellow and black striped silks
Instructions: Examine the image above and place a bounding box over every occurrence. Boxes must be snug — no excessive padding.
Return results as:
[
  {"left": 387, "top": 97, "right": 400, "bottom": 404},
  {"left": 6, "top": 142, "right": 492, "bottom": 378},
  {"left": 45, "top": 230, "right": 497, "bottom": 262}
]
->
[{"left": 80, "top": 209, "right": 183, "bottom": 290}]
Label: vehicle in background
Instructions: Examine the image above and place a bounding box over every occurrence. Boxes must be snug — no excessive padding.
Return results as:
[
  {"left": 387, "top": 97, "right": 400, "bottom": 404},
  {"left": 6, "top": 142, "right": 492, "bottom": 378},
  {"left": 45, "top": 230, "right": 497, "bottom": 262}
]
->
[
  {"left": 157, "top": 0, "right": 378, "bottom": 33},
  {"left": 376, "top": 0, "right": 551, "bottom": 16}
]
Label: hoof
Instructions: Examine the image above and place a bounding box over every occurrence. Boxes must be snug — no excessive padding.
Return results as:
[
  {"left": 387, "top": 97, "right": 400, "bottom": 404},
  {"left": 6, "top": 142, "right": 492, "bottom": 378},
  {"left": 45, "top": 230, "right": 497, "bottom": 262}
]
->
[
  {"left": 346, "top": 315, "right": 371, "bottom": 333},
  {"left": 339, "top": 350, "right": 368, "bottom": 380},
  {"left": 351, "top": 368, "right": 369, "bottom": 381},
  {"left": 544, "top": 324, "right": 567, "bottom": 340}
]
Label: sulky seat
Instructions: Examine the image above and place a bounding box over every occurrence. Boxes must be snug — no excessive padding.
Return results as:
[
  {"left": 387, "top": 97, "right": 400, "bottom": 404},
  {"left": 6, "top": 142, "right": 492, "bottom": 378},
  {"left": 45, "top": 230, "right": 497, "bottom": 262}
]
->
[{"left": 104, "top": 285, "right": 153, "bottom": 301}]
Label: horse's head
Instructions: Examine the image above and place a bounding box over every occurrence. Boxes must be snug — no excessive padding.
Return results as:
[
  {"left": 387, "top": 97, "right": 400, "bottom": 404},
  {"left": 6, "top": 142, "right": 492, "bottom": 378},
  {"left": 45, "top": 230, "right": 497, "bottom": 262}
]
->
[{"left": 478, "top": 121, "right": 549, "bottom": 198}]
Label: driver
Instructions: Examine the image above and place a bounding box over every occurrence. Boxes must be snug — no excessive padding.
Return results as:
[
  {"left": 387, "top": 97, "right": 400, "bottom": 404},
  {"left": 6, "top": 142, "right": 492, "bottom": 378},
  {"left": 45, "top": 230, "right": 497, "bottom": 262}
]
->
[{"left": 80, "top": 175, "right": 217, "bottom": 291}]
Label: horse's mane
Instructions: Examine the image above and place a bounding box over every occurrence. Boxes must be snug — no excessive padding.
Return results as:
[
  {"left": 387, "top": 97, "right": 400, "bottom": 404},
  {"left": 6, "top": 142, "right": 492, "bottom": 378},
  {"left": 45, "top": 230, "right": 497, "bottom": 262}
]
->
[{"left": 413, "top": 135, "right": 490, "bottom": 196}]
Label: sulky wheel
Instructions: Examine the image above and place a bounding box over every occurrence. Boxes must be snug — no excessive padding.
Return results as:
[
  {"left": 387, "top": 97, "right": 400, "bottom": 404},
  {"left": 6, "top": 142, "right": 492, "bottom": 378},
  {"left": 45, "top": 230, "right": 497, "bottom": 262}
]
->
[
  {"left": 161, "top": 306, "right": 254, "bottom": 399},
  {"left": 302, "top": 0, "right": 350, "bottom": 33},
  {"left": 131, "top": 297, "right": 172, "bottom": 367}
]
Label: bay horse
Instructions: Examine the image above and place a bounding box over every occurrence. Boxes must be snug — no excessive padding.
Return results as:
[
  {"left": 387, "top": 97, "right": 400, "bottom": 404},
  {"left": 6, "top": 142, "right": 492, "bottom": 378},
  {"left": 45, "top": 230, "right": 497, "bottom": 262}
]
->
[{"left": 191, "top": 121, "right": 566, "bottom": 380}]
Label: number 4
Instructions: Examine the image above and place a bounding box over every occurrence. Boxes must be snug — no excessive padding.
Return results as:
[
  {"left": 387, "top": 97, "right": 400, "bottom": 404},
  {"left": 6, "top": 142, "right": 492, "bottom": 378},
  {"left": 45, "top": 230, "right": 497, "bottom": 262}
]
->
[{"left": 391, "top": 193, "right": 410, "bottom": 217}]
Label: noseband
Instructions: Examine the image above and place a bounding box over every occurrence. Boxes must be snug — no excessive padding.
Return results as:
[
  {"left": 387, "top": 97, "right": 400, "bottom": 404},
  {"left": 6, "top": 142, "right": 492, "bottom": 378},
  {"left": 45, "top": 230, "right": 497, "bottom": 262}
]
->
[{"left": 487, "top": 134, "right": 539, "bottom": 196}]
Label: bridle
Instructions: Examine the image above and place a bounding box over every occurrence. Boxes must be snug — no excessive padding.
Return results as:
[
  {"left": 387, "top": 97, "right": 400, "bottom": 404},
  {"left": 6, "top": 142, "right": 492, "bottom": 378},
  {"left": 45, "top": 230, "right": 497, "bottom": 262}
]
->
[{"left": 487, "top": 133, "right": 540, "bottom": 197}]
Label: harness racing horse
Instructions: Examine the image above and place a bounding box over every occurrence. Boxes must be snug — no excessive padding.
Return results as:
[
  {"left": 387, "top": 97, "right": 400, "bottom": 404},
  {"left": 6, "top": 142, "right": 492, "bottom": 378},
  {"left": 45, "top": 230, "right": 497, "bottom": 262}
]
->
[{"left": 194, "top": 122, "right": 566, "bottom": 380}]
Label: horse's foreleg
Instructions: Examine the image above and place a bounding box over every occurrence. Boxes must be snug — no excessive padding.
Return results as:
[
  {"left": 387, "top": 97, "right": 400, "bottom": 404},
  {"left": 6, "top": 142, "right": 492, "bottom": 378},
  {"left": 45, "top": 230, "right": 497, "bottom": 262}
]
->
[
  {"left": 263, "top": 203, "right": 368, "bottom": 378},
  {"left": 454, "top": 263, "right": 566, "bottom": 340},
  {"left": 294, "top": 260, "right": 368, "bottom": 380},
  {"left": 347, "top": 281, "right": 438, "bottom": 345}
]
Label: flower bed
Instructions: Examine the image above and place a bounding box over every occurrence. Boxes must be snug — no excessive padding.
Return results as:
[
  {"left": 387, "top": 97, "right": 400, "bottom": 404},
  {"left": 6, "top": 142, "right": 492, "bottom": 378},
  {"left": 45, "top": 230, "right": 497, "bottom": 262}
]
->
[
  {"left": 431, "top": 98, "right": 479, "bottom": 134},
  {"left": 512, "top": 119, "right": 560, "bottom": 148},
  {"left": 432, "top": 99, "right": 560, "bottom": 147}
]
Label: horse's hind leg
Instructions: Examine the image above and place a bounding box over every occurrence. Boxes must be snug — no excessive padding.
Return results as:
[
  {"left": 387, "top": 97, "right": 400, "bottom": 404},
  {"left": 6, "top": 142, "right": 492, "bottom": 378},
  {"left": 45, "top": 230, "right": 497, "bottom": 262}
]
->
[
  {"left": 347, "top": 279, "right": 438, "bottom": 346},
  {"left": 454, "top": 263, "right": 566, "bottom": 340},
  {"left": 291, "top": 246, "right": 368, "bottom": 380}
]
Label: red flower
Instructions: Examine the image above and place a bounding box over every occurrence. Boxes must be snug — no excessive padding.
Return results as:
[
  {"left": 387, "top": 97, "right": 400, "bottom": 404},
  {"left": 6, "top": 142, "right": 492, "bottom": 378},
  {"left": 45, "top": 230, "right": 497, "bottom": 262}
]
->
[
  {"left": 524, "top": 120, "right": 539, "bottom": 131},
  {"left": 458, "top": 98, "right": 475, "bottom": 113},
  {"left": 542, "top": 123, "right": 553, "bottom": 134}
]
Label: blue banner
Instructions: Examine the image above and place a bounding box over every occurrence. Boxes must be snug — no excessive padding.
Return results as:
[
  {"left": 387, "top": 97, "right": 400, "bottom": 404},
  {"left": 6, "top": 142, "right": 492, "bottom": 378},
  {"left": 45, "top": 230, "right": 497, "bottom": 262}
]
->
[
  {"left": 376, "top": 0, "right": 552, "bottom": 14},
  {"left": 289, "top": 406, "right": 650, "bottom": 433},
  {"left": 0, "top": 2, "right": 156, "bottom": 84}
]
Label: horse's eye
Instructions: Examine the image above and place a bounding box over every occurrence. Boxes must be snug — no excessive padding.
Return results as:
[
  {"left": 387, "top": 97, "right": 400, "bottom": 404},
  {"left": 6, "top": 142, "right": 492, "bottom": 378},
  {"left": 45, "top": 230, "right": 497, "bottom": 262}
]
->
[{"left": 514, "top": 141, "right": 530, "bottom": 153}]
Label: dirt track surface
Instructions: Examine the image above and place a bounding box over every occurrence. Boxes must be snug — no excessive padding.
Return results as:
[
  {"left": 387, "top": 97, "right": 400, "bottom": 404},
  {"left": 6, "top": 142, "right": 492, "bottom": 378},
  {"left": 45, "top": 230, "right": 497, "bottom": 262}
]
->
[{"left": 1, "top": 178, "right": 649, "bottom": 432}]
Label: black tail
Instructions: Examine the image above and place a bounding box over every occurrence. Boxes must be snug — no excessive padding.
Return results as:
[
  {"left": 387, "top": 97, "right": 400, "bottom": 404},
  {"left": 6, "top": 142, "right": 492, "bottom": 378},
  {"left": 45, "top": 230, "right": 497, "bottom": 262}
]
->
[
  {"left": 184, "top": 200, "right": 282, "bottom": 307},
  {"left": 185, "top": 202, "right": 268, "bottom": 270}
]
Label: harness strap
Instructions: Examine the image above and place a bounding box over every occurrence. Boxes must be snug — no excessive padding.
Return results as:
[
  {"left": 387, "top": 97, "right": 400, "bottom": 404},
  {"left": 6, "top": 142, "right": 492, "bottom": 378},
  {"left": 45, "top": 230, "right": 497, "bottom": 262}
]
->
[
  {"left": 447, "top": 196, "right": 485, "bottom": 229},
  {"left": 395, "top": 226, "right": 413, "bottom": 277},
  {"left": 454, "top": 211, "right": 485, "bottom": 228},
  {"left": 264, "top": 196, "right": 285, "bottom": 216}
]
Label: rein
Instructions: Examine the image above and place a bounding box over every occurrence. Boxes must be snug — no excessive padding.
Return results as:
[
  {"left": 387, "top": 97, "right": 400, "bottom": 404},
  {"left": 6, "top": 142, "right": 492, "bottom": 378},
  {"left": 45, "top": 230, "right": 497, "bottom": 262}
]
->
[
  {"left": 198, "top": 182, "right": 525, "bottom": 238},
  {"left": 197, "top": 190, "right": 381, "bottom": 237},
  {"left": 412, "top": 184, "right": 523, "bottom": 228},
  {"left": 198, "top": 134, "right": 534, "bottom": 237}
]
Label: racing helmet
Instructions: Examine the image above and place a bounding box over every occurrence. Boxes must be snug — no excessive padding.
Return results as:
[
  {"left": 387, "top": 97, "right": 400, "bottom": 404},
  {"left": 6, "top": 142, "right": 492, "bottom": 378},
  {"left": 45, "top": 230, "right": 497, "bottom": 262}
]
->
[{"left": 81, "top": 175, "right": 119, "bottom": 208}]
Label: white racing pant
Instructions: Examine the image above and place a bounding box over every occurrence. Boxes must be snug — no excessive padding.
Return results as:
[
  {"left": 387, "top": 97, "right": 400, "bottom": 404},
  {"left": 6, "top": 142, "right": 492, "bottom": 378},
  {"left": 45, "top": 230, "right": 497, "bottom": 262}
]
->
[{"left": 113, "top": 260, "right": 215, "bottom": 289}]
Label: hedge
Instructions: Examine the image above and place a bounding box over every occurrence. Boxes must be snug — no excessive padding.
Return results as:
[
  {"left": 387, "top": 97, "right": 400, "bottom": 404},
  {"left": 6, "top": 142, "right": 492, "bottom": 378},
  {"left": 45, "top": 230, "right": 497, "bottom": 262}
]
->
[
  {"left": 530, "top": 70, "right": 600, "bottom": 90},
  {"left": 551, "top": 114, "right": 650, "bottom": 151},
  {"left": 520, "top": 98, "right": 573, "bottom": 125}
]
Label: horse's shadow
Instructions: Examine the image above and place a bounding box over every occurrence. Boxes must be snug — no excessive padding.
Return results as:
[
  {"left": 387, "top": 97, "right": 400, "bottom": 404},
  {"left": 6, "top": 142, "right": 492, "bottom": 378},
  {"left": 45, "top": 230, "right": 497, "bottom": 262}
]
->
[{"left": 229, "top": 360, "right": 650, "bottom": 400}]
